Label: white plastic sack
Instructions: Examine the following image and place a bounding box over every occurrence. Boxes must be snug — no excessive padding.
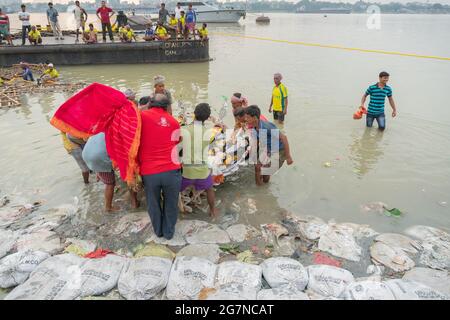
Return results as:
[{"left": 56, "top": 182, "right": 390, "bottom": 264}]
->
[
  {"left": 118, "top": 257, "right": 172, "bottom": 300},
  {"left": 385, "top": 279, "right": 448, "bottom": 300},
  {"left": 318, "top": 225, "right": 362, "bottom": 262},
  {"left": 307, "top": 265, "right": 355, "bottom": 298},
  {"left": 14, "top": 230, "right": 64, "bottom": 255},
  {"left": 261, "top": 257, "right": 308, "bottom": 291},
  {"left": 166, "top": 256, "right": 217, "bottom": 300},
  {"left": 375, "top": 233, "right": 420, "bottom": 254},
  {"left": 185, "top": 224, "right": 230, "bottom": 244},
  {"left": 370, "top": 241, "right": 415, "bottom": 272},
  {"left": 216, "top": 261, "right": 262, "bottom": 291},
  {"left": 203, "top": 283, "right": 258, "bottom": 300},
  {"left": 0, "top": 230, "right": 18, "bottom": 259},
  {"left": 403, "top": 267, "right": 450, "bottom": 296},
  {"left": 258, "top": 284, "right": 310, "bottom": 300},
  {"left": 177, "top": 244, "right": 221, "bottom": 263},
  {"left": 343, "top": 280, "right": 395, "bottom": 300},
  {"left": 5, "top": 254, "right": 85, "bottom": 300},
  {"left": 0, "top": 250, "right": 50, "bottom": 288},
  {"left": 79, "top": 255, "right": 127, "bottom": 297},
  {"left": 226, "top": 224, "right": 261, "bottom": 243}
]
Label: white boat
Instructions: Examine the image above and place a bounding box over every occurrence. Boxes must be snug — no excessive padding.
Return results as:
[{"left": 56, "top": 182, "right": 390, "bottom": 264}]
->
[{"left": 177, "top": 1, "right": 246, "bottom": 23}]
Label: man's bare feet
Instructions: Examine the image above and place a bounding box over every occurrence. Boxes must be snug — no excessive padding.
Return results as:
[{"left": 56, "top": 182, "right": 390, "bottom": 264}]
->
[
  {"left": 106, "top": 206, "right": 121, "bottom": 213},
  {"left": 209, "top": 207, "right": 219, "bottom": 220}
]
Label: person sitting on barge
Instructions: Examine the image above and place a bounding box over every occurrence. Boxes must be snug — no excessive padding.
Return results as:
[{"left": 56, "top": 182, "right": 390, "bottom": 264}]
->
[
  {"left": 155, "top": 21, "right": 170, "bottom": 41},
  {"left": 28, "top": 26, "right": 43, "bottom": 45},
  {"left": 83, "top": 23, "right": 98, "bottom": 44}
]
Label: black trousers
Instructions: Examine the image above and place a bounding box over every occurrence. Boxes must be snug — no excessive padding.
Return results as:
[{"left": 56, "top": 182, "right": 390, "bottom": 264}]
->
[
  {"left": 101, "top": 23, "right": 114, "bottom": 41},
  {"left": 22, "top": 25, "right": 31, "bottom": 45}
]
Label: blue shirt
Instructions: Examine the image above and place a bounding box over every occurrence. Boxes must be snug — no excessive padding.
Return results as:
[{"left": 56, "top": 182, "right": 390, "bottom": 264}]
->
[
  {"left": 47, "top": 8, "right": 59, "bottom": 23},
  {"left": 366, "top": 83, "right": 393, "bottom": 116},
  {"left": 145, "top": 28, "right": 154, "bottom": 36},
  {"left": 22, "top": 68, "right": 34, "bottom": 81},
  {"left": 186, "top": 10, "right": 196, "bottom": 23},
  {"left": 257, "top": 120, "right": 284, "bottom": 154}
]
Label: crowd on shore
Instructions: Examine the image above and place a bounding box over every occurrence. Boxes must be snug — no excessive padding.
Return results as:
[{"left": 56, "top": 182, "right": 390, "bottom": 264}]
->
[{"left": 0, "top": 1, "right": 208, "bottom": 46}]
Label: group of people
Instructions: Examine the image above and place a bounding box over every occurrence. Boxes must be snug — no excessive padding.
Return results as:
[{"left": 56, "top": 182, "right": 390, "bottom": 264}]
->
[
  {"left": 14, "top": 62, "right": 60, "bottom": 84},
  {"left": 0, "top": 1, "right": 208, "bottom": 47},
  {"left": 58, "top": 73, "right": 295, "bottom": 240}
]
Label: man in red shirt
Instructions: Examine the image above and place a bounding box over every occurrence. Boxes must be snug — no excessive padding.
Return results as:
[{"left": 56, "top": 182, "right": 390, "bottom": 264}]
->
[
  {"left": 96, "top": 0, "right": 115, "bottom": 42},
  {"left": 139, "top": 93, "right": 182, "bottom": 240}
]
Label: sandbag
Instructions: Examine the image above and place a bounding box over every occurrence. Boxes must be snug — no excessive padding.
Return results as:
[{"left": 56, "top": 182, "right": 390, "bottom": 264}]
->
[
  {"left": 385, "top": 279, "right": 448, "bottom": 300},
  {"left": 5, "top": 254, "right": 85, "bottom": 300},
  {"left": 185, "top": 224, "right": 230, "bottom": 244},
  {"left": 318, "top": 225, "right": 362, "bottom": 262},
  {"left": 78, "top": 254, "right": 127, "bottom": 297},
  {"left": 216, "top": 261, "right": 262, "bottom": 291},
  {"left": 201, "top": 283, "right": 258, "bottom": 300},
  {"left": 166, "top": 256, "right": 217, "bottom": 300},
  {"left": 226, "top": 224, "right": 261, "bottom": 243},
  {"left": 177, "top": 244, "right": 221, "bottom": 263},
  {"left": 14, "top": 230, "right": 64, "bottom": 255},
  {"left": 369, "top": 241, "right": 415, "bottom": 272},
  {"left": 0, "top": 250, "right": 50, "bottom": 288},
  {"left": 261, "top": 257, "right": 308, "bottom": 291},
  {"left": 307, "top": 265, "right": 355, "bottom": 298},
  {"left": 403, "top": 267, "right": 450, "bottom": 296},
  {"left": 0, "top": 230, "right": 18, "bottom": 259},
  {"left": 258, "top": 284, "right": 310, "bottom": 300},
  {"left": 343, "top": 280, "right": 395, "bottom": 300},
  {"left": 118, "top": 257, "right": 172, "bottom": 300}
]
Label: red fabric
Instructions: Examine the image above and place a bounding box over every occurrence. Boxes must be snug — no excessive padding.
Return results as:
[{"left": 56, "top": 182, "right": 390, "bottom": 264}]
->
[
  {"left": 260, "top": 114, "right": 268, "bottom": 121},
  {"left": 84, "top": 248, "right": 113, "bottom": 259},
  {"left": 97, "top": 7, "right": 112, "bottom": 23},
  {"left": 139, "top": 108, "right": 181, "bottom": 175},
  {"left": 50, "top": 83, "right": 141, "bottom": 185},
  {"left": 313, "top": 252, "right": 342, "bottom": 268}
]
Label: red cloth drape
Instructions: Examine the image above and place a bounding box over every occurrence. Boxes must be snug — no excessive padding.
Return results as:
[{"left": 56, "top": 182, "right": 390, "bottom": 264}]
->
[{"left": 50, "top": 83, "right": 141, "bottom": 185}]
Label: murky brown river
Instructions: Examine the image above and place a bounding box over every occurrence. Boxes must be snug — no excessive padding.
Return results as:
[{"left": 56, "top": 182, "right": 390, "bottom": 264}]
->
[{"left": 2, "top": 13, "right": 450, "bottom": 234}]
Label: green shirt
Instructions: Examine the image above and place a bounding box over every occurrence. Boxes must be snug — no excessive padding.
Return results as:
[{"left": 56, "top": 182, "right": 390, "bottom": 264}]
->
[{"left": 181, "top": 121, "right": 211, "bottom": 180}]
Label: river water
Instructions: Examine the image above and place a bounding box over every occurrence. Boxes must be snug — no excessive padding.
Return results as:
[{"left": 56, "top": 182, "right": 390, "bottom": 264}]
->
[{"left": 2, "top": 13, "right": 450, "bottom": 233}]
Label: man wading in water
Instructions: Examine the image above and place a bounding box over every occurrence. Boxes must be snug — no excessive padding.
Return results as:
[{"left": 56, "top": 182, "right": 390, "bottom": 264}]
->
[
  {"left": 269, "top": 73, "right": 288, "bottom": 125},
  {"left": 360, "top": 71, "right": 397, "bottom": 131}
]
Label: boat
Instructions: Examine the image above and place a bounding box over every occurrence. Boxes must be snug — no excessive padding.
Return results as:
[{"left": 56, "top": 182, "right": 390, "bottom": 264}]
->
[
  {"left": 256, "top": 15, "right": 270, "bottom": 24},
  {"left": 176, "top": 1, "right": 246, "bottom": 23},
  {"left": 296, "top": 7, "right": 351, "bottom": 14}
]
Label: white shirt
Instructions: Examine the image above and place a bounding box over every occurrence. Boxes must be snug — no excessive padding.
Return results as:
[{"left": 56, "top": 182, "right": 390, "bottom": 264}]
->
[
  {"left": 175, "top": 6, "right": 183, "bottom": 19},
  {"left": 18, "top": 11, "right": 31, "bottom": 27},
  {"left": 74, "top": 6, "right": 83, "bottom": 21}
]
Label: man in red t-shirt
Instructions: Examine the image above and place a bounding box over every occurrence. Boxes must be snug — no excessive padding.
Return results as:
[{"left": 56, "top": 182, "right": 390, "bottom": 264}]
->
[
  {"left": 96, "top": 0, "right": 115, "bottom": 42},
  {"left": 139, "top": 93, "right": 182, "bottom": 240}
]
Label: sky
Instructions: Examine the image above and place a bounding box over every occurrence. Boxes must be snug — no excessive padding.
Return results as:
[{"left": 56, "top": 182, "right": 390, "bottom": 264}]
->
[{"left": 20, "top": 0, "right": 450, "bottom": 5}]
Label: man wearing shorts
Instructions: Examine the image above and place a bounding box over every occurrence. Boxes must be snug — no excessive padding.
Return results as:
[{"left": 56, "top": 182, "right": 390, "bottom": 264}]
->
[
  {"left": 269, "top": 73, "right": 288, "bottom": 125},
  {"left": 360, "top": 71, "right": 397, "bottom": 131},
  {"left": 185, "top": 4, "right": 197, "bottom": 38},
  {"left": 245, "top": 105, "right": 294, "bottom": 186},
  {"left": 61, "top": 132, "right": 90, "bottom": 184},
  {"left": 73, "top": 1, "right": 88, "bottom": 43},
  {"left": 181, "top": 103, "right": 218, "bottom": 218}
]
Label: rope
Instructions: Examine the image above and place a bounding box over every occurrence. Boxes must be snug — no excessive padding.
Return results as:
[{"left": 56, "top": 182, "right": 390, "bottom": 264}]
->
[{"left": 213, "top": 32, "right": 450, "bottom": 62}]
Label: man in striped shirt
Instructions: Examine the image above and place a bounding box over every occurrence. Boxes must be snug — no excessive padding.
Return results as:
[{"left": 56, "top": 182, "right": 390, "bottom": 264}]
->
[{"left": 360, "top": 71, "right": 397, "bottom": 130}]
